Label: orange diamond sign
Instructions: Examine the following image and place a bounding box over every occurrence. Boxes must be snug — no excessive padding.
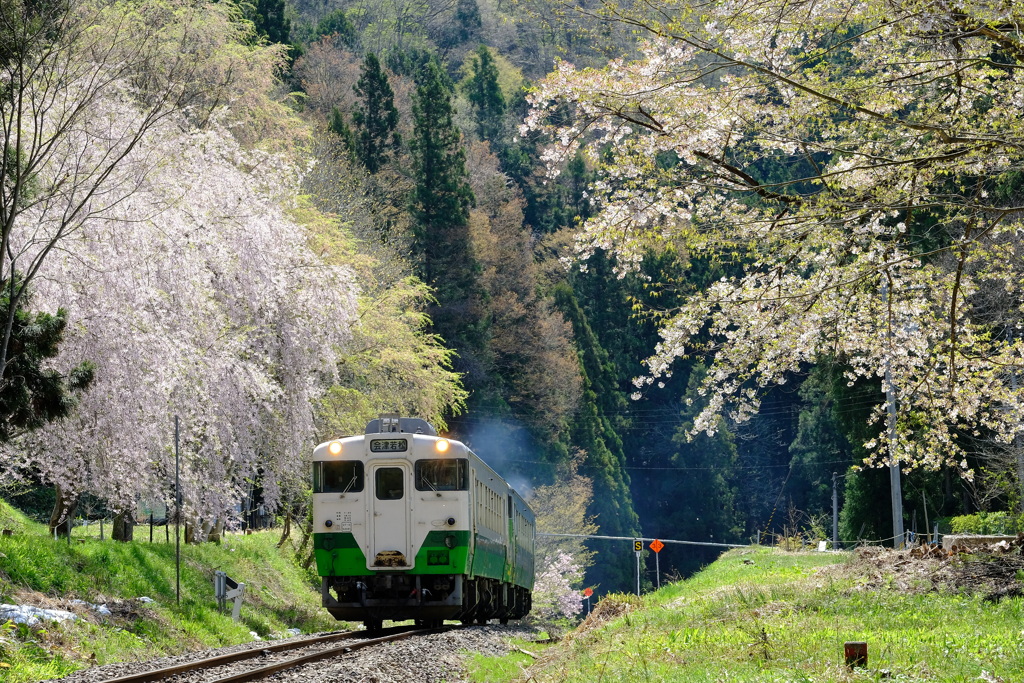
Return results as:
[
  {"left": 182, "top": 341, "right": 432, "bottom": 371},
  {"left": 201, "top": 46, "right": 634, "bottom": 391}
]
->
[{"left": 650, "top": 539, "right": 664, "bottom": 553}]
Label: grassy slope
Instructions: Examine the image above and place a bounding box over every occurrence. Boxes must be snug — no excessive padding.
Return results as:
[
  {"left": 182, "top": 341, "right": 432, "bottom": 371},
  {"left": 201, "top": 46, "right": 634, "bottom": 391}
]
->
[
  {"left": 0, "top": 499, "right": 339, "bottom": 682},
  {"left": 471, "top": 547, "right": 1024, "bottom": 682}
]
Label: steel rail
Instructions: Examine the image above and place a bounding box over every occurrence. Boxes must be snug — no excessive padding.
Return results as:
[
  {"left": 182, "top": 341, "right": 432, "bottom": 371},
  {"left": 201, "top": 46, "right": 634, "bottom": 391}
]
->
[
  {"left": 96, "top": 626, "right": 424, "bottom": 683},
  {"left": 209, "top": 626, "right": 453, "bottom": 682}
]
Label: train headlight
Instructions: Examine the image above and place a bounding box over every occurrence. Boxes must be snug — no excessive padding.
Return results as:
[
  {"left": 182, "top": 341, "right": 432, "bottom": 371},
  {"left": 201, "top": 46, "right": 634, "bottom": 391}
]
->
[
  {"left": 328, "top": 441, "right": 343, "bottom": 456},
  {"left": 435, "top": 439, "right": 449, "bottom": 453},
  {"left": 444, "top": 534, "right": 456, "bottom": 548}
]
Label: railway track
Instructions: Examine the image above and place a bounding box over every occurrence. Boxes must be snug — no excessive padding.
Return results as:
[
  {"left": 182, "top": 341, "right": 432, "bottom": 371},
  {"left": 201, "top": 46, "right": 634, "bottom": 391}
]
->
[{"left": 95, "top": 625, "right": 456, "bottom": 683}]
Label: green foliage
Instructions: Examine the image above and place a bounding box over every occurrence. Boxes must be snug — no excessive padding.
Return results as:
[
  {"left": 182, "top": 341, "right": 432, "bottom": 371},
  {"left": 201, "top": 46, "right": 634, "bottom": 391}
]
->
[
  {"left": 316, "top": 276, "right": 469, "bottom": 436},
  {"left": 463, "top": 45, "right": 506, "bottom": 142},
  {"left": 0, "top": 508, "right": 338, "bottom": 681},
  {"left": 467, "top": 641, "right": 544, "bottom": 683},
  {"left": 839, "top": 466, "right": 892, "bottom": 544},
  {"left": 291, "top": 200, "right": 468, "bottom": 435},
  {"left": 788, "top": 365, "right": 851, "bottom": 514},
  {"left": 553, "top": 284, "right": 641, "bottom": 594},
  {"left": 454, "top": 0, "right": 481, "bottom": 44},
  {"left": 473, "top": 548, "right": 1024, "bottom": 681},
  {"left": 660, "top": 365, "right": 743, "bottom": 573},
  {"left": 410, "top": 60, "right": 473, "bottom": 278},
  {"left": 328, "top": 105, "right": 355, "bottom": 153},
  {"left": 0, "top": 281, "right": 94, "bottom": 442},
  {"left": 352, "top": 53, "right": 400, "bottom": 174},
  {"left": 949, "top": 512, "right": 1020, "bottom": 535},
  {"left": 410, "top": 59, "right": 484, "bottom": 369},
  {"left": 313, "top": 9, "right": 356, "bottom": 46},
  {"left": 250, "top": 0, "right": 292, "bottom": 45}
]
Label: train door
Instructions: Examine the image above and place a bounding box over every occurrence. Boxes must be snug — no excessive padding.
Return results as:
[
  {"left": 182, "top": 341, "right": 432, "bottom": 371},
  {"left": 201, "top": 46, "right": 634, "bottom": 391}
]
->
[{"left": 368, "top": 463, "right": 412, "bottom": 568}]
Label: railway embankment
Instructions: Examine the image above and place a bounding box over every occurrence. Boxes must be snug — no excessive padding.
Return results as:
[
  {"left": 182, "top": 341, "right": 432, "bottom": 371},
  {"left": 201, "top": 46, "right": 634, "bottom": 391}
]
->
[
  {"left": 0, "top": 498, "right": 536, "bottom": 683},
  {"left": 471, "top": 546, "right": 1024, "bottom": 682},
  {"left": 0, "top": 498, "right": 340, "bottom": 682}
]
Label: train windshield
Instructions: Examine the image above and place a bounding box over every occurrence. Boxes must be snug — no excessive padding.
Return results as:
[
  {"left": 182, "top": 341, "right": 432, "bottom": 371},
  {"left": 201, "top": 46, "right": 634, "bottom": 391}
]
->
[
  {"left": 415, "top": 458, "right": 468, "bottom": 491},
  {"left": 314, "top": 461, "right": 364, "bottom": 493},
  {"left": 375, "top": 467, "right": 405, "bottom": 500}
]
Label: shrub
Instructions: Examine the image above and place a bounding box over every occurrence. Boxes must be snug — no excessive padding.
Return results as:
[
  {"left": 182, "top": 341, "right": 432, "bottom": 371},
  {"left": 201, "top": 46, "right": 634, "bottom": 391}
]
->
[{"left": 948, "top": 511, "right": 1021, "bottom": 535}]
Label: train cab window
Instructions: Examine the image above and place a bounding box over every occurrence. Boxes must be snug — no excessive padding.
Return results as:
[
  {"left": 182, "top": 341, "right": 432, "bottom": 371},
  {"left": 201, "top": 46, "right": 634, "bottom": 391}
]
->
[
  {"left": 314, "top": 461, "right": 363, "bottom": 493},
  {"left": 415, "top": 459, "right": 468, "bottom": 491},
  {"left": 375, "top": 467, "right": 405, "bottom": 500}
]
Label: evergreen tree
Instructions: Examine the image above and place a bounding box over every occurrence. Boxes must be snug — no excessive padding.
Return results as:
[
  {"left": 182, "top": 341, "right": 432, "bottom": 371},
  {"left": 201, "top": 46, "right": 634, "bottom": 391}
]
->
[
  {"left": 464, "top": 45, "right": 506, "bottom": 142},
  {"left": 789, "top": 364, "right": 853, "bottom": 515},
  {"left": 839, "top": 467, "right": 892, "bottom": 543},
  {"left": 656, "top": 364, "right": 742, "bottom": 575},
  {"left": 437, "top": 0, "right": 482, "bottom": 48},
  {"left": 352, "top": 53, "right": 400, "bottom": 174},
  {"left": 328, "top": 106, "right": 355, "bottom": 155},
  {"left": 410, "top": 60, "right": 475, "bottom": 300},
  {"left": 409, "top": 59, "right": 486, "bottom": 386},
  {"left": 314, "top": 9, "right": 356, "bottom": 47},
  {"left": 454, "top": 0, "right": 482, "bottom": 43},
  {"left": 252, "top": 0, "right": 291, "bottom": 45},
  {"left": 0, "top": 280, "right": 93, "bottom": 442},
  {"left": 554, "top": 283, "right": 642, "bottom": 594}
]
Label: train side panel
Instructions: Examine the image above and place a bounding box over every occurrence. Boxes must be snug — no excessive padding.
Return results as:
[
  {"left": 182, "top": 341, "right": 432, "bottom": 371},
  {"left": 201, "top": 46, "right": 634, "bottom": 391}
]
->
[
  {"left": 467, "top": 455, "right": 509, "bottom": 582},
  {"left": 311, "top": 417, "right": 534, "bottom": 627}
]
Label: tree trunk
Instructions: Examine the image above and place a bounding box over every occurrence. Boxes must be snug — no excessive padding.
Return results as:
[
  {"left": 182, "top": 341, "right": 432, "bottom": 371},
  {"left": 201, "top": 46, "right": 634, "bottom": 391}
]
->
[
  {"left": 48, "top": 485, "right": 78, "bottom": 538},
  {"left": 185, "top": 519, "right": 218, "bottom": 544},
  {"left": 112, "top": 509, "right": 135, "bottom": 542},
  {"left": 297, "top": 506, "right": 314, "bottom": 569},
  {"left": 277, "top": 510, "right": 292, "bottom": 548},
  {"left": 208, "top": 519, "right": 223, "bottom": 544}
]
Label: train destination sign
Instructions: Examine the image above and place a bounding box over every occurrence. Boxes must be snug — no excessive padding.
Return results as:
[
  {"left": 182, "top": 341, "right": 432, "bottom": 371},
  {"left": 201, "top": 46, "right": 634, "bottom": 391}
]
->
[{"left": 370, "top": 438, "right": 408, "bottom": 453}]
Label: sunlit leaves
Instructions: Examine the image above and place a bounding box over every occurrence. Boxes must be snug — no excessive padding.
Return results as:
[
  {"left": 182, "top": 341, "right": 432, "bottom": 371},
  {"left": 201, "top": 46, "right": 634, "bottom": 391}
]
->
[{"left": 525, "top": 0, "right": 1024, "bottom": 472}]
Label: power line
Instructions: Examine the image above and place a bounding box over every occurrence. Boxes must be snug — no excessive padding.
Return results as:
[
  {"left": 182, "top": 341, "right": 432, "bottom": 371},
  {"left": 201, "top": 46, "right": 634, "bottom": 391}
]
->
[
  {"left": 538, "top": 532, "right": 746, "bottom": 549},
  {"left": 489, "top": 457, "right": 857, "bottom": 473}
]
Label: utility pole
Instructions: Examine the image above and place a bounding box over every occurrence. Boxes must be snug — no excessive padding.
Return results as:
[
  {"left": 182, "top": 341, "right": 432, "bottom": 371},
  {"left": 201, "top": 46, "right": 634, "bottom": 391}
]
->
[
  {"left": 882, "top": 280, "right": 905, "bottom": 548},
  {"left": 175, "top": 415, "right": 181, "bottom": 606},
  {"left": 832, "top": 472, "right": 839, "bottom": 550},
  {"left": 1009, "top": 329, "right": 1024, "bottom": 506}
]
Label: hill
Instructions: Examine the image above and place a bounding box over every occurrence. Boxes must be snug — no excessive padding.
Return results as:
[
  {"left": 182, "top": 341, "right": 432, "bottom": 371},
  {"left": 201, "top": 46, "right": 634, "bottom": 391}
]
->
[
  {"left": 470, "top": 547, "right": 1024, "bottom": 682},
  {"left": 0, "top": 499, "right": 338, "bottom": 682}
]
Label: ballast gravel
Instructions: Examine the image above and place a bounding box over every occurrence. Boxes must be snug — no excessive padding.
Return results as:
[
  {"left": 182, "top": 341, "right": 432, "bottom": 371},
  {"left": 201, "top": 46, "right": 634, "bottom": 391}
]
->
[{"left": 47, "top": 624, "right": 538, "bottom": 683}]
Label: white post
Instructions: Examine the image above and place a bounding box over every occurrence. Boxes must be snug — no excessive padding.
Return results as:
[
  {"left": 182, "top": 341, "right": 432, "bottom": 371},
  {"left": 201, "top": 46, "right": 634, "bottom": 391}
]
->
[{"left": 882, "top": 280, "right": 905, "bottom": 548}]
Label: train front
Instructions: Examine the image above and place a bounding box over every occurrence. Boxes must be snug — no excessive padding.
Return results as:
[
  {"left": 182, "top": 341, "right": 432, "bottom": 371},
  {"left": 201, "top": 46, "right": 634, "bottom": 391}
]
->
[{"left": 311, "top": 416, "right": 470, "bottom": 629}]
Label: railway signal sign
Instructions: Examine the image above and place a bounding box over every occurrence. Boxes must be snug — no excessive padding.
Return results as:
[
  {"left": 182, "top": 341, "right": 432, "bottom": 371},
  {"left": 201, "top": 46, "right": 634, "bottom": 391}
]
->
[
  {"left": 633, "top": 539, "right": 643, "bottom": 552},
  {"left": 583, "top": 587, "right": 593, "bottom": 597},
  {"left": 650, "top": 539, "right": 664, "bottom": 553}
]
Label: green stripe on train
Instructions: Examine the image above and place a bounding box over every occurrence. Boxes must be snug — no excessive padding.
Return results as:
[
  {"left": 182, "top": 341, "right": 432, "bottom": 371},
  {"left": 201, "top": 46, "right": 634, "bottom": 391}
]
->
[
  {"left": 313, "top": 531, "right": 472, "bottom": 576},
  {"left": 412, "top": 530, "right": 471, "bottom": 574},
  {"left": 313, "top": 532, "right": 366, "bottom": 576}
]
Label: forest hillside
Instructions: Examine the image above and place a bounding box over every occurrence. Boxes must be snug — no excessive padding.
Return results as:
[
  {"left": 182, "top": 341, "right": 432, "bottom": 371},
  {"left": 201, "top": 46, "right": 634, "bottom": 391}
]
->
[{"left": 1, "top": 0, "right": 1023, "bottom": 599}]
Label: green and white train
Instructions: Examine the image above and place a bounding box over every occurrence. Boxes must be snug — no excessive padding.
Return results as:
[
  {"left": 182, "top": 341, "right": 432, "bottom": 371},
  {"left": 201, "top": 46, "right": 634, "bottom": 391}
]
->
[{"left": 312, "top": 416, "right": 535, "bottom": 630}]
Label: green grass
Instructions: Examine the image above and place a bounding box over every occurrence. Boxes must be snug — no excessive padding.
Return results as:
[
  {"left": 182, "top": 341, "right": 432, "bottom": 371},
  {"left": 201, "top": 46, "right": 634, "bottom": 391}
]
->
[
  {"left": 469, "top": 548, "right": 1024, "bottom": 682},
  {"left": 0, "top": 499, "right": 340, "bottom": 682}
]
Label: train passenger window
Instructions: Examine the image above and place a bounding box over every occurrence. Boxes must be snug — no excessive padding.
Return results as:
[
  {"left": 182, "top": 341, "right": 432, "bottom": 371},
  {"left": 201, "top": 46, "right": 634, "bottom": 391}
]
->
[
  {"left": 415, "top": 459, "right": 468, "bottom": 491},
  {"left": 375, "top": 467, "right": 405, "bottom": 500},
  {"left": 314, "top": 461, "right": 363, "bottom": 493}
]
